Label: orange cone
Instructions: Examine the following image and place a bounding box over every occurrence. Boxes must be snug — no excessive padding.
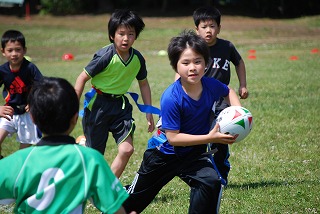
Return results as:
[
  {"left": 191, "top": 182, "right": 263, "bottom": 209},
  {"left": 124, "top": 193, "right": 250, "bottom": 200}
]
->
[
  {"left": 248, "top": 55, "right": 256, "bottom": 60},
  {"left": 289, "top": 56, "right": 298, "bottom": 61},
  {"left": 62, "top": 53, "right": 74, "bottom": 61},
  {"left": 248, "top": 49, "right": 256, "bottom": 60}
]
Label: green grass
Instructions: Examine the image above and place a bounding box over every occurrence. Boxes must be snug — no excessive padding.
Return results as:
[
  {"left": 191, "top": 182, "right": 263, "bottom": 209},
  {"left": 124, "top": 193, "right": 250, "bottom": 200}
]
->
[{"left": 0, "top": 14, "right": 319, "bottom": 213}]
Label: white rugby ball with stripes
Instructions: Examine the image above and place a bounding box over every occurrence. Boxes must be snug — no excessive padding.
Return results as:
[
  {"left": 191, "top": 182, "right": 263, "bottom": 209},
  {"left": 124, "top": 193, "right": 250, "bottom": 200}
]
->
[{"left": 216, "top": 106, "right": 253, "bottom": 143}]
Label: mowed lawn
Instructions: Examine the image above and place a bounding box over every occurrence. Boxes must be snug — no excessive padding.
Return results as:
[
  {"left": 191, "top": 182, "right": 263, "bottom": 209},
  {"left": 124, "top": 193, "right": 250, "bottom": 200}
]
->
[{"left": 0, "top": 12, "right": 319, "bottom": 213}]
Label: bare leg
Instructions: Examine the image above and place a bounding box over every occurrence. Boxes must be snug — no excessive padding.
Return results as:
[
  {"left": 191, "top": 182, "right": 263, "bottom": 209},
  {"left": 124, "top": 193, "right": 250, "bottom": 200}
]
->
[
  {"left": 0, "top": 128, "right": 9, "bottom": 158},
  {"left": 19, "top": 143, "right": 32, "bottom": 150},
  {"left": 111, "top": 135, "right": 134, "bottom": 178}
]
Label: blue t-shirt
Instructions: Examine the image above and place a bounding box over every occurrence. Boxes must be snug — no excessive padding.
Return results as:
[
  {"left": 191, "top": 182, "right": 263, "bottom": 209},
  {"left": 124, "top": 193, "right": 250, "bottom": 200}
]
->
[{"left": 159, "top": 77, "right": 229, "bottom": 155}]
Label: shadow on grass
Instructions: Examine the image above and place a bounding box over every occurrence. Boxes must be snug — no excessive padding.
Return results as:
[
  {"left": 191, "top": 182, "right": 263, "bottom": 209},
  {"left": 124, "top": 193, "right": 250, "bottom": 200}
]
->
[
  {"left": 151, "top": 194, "right": 177, "bottom": 203},
  {"left": 226, "top": 179, "right": 318, "bottom": 189}
]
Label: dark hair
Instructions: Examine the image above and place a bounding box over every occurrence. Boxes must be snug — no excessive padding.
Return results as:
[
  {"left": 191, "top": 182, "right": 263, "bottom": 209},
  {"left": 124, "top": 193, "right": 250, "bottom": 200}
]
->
[
  {"left": 193, "top": 6, "right": 221, "bottom": 27},
  {"left": 1, "top": 30, "right": 26, "bottom": 49},
  {"left": 167, "top": 30, "right": 209, "bottom": 72},
  {"left": 28, "top": 77, "right": 79, "bottom": 135},
  {"left": 108, "top": 9, "right": 145, "bottom": 43}
]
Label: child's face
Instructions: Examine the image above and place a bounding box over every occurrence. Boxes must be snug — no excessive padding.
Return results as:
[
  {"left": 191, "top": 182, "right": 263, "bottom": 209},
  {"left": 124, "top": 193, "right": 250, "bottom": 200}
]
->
[
  {"left": 111, "top": 25, "right": 136, "bottom": 56},
  {"left": 196, "top": 19, "right": 220, "bottom": 46},
  {"left": 177, "top": 47, "right": 206, "bottom": 85},
  {"left": 1, "top": 40, "right": 26, "bottom": 69}
]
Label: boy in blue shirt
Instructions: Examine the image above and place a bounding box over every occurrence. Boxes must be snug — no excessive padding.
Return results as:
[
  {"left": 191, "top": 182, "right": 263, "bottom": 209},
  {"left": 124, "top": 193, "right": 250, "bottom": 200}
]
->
[
  {"left": 124, "top": 30, "right": 241, "bottom": 214},
  {"left": 175, "top": 6, "right": 249, "bottom": 184},
  {"left": 193, "top": 6, "right": 249, "bottom": 185}
]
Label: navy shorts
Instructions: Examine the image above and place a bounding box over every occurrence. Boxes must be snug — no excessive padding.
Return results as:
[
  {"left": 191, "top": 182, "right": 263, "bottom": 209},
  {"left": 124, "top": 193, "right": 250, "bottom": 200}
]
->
[{"left": 82, "top": 93, "right": 135, "bottom": 154}]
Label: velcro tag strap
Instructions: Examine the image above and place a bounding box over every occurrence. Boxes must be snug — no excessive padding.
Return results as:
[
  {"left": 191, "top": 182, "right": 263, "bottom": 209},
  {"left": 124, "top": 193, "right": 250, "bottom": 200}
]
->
[
  {"left": 202, "top": 148, "right": 218, "bottom": 155},
  {"left": 147, "top": 129, "right": 167, "bottom": 149},
  {"left": 127, "top": 92, "right": 161, "bottom": 115}
]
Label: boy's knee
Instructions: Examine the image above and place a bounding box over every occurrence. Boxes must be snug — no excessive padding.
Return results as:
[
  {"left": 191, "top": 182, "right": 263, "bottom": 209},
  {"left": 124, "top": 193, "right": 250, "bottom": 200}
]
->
[{"left": 119, "top": 143, "right": 134, "bottom": 157}]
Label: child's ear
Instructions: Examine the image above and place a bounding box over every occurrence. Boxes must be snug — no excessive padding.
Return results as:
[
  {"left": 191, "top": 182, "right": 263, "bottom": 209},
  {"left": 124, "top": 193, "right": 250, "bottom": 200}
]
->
[
  {"left": 71, "top": 113, "right": 78, "bottom": 126},
  {"left": 67, "top": 113, "right": 78, "bottom": 134},
  {"left": 217, "top": 25, "right": 221, "bottom": 34},
  {"left": 195, "top": 26, "right": 199, "bottom": 34}
]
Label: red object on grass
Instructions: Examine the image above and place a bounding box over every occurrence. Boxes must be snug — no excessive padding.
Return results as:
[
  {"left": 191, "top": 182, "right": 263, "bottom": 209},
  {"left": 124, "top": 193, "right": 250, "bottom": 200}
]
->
[
  {"left": 248, "top": 49, "right": 256, "bottom": 54},
  {"left": 289, "top": 56, "right": 298, "bottom": 60},
  {"left": 311, "top": 48, "right": 319, "bottom": 54},
  {"left": 62, "top": 53, "right": 74, "bottom": 61},
  {"left": 248, "top": 55, "right": 256, "bottom": 60}
]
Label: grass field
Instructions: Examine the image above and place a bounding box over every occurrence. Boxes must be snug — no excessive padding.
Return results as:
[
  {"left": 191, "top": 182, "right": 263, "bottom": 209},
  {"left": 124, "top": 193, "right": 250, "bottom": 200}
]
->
[{"left": 0, "top": 13, "right": 319, "bottom": 213}]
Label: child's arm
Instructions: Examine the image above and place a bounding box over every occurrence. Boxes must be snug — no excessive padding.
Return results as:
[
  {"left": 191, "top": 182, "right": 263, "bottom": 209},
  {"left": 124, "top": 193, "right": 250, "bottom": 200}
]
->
[
  {"left": 114, "top": 207, "right": 127, "bottom": 214},
  {"left": 235, "top": 59, "right": 249, "bottom": 99},
  {"left": 138, "top": 79, "right": 155, "bottom": 133},
  {"left": 74, "top": 71, "right": 91, "bottom": 100},
  {"left": 165, "top": 87, "right": 241, "bottom": 146},
  {"left": 165, "top": 124, "right": 236, "bottom": 146},
  {"left": 224, "top": 87, "right": 242, "bottom": 106},
  {"left": 0, "top": 106, "right": 14, "bottom": 121}
]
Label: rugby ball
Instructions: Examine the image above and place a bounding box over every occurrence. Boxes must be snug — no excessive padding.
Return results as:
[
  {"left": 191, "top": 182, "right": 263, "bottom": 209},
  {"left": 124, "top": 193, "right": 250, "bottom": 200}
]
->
[{"left": 216, "top": 106, "right": 253, "bottom": 143}]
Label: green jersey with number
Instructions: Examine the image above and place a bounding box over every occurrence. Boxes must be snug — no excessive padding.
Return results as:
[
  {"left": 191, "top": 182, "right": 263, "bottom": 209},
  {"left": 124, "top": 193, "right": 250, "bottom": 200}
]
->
[{"left": 0, "top": 136, "right": 128, "bottom": 214}]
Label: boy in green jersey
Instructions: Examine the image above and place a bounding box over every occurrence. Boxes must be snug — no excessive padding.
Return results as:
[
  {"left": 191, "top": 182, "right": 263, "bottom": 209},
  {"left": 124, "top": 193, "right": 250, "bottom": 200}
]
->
[
  {"left": 0, "top": 77, "right": 129, "bottom": 214},
  {"left": 75, "top": 9, "right": 155, "bottom": 178}
]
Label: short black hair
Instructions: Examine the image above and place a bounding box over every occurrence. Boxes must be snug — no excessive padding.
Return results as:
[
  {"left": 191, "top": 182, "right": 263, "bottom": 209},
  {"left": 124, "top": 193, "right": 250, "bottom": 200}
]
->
[
  {"left": 167, "top": 30, "right": 209, "bottom": 72},
  {"left": 108, "top": 9, "right": 145, "bottom": 43},
  {"left": 28, "top": 77, "right": 79, "bottom": 135},
  {"left": 193, "top": 6, "right": 221, "bottom": 27},
  {"left": 1, "top": 30, "right": 26, "bottom": 49}
]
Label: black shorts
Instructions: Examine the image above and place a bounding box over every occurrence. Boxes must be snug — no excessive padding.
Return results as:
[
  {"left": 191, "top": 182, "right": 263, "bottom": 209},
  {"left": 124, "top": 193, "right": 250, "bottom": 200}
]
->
[
  {"left": 124, "top": 148, "right": 222, "bottom": 213},
  {"left": 210, "top": 97, "right": 231, "bottom": 183},
  {"left": 82, "top": 94, "right": 135, "bottom": 154}
]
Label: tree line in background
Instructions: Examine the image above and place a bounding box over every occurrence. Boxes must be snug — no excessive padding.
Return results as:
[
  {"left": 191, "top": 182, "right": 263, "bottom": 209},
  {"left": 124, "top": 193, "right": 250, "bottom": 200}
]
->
[{"left": 1, "top": 0, "right": 320, "bottom": 18}]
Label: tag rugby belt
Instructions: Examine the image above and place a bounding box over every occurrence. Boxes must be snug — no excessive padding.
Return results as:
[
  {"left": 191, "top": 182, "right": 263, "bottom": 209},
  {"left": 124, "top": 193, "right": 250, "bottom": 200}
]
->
[{"left": 79, "top": 88, "right": 161, "bottom": 117}]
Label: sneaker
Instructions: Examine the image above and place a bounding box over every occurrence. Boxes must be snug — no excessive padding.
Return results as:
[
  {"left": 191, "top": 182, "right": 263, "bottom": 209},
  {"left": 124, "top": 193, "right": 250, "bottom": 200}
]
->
[
  {"left": 76, "top": 135, "right": 86, "bottom": 147},
  {"left": 123, "top": 185, "right": 129, "bottom": 191}
]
